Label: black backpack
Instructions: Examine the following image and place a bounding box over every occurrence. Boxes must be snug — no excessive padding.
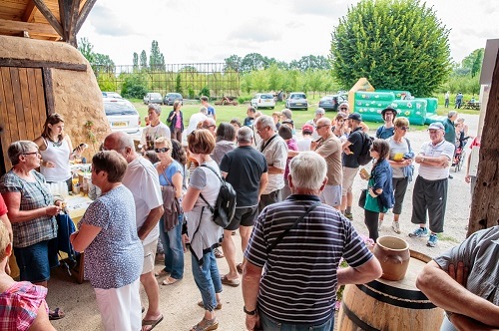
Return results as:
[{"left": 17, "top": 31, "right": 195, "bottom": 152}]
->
[
  {"left": 357, "top": 131, "right": 374, "bottom": 166},
  {"left": 199, "top": 165, "right": 237, "bottom": 228}
]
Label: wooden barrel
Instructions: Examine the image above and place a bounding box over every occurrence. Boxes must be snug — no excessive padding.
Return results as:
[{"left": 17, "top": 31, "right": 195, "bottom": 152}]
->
[{"left": 337, "top": 250, "right": 444, "bottom": 331}]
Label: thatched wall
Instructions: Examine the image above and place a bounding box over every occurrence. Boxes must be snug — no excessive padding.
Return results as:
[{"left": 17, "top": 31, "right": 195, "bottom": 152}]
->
[{"left": 0, "top": 36, "right": 110, "bottom": 158}]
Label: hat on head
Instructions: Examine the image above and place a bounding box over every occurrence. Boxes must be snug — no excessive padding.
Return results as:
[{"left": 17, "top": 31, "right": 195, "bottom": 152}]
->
[
  {"left": 302, "top": 124, "right": 314, "bottom": 134},
  {"left": 315, "top": 108, "right": 325, "bottom": 115},
  {"left": 428, "top": 122, "right": 445, "bottom": 130},
  {"left": 381, "top": 107, "right": 397, "bottom": 118},
  {"left": 347, "top": 113, "right": 362, "bottom": 122}
]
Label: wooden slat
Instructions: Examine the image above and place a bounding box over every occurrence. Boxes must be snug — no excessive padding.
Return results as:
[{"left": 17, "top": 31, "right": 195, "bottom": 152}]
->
[
  {"left": 58, "top": 0, "right": 69, "bottom": 40},
  {"left": 18, "top": 68, "right": 36, "bottom": 140},
  {"left": 22, "top": 0, "right": 38, "bottom": 22},
  {"left": 42, "top": 67, "right": 54, "bottom": 115},
  {"left": 1, "top": 67, "right": 19, "bottom": 144},
  {"left": 26, "top": 68, "right": 43, "bottom": 136},
  {"left": 32, "top": 0, "right": 64, "bottom": 38},
  {"left": 0, "top": 58, "right": 87, "bottom": 72},
  {"left": 33, "top": 69, "right": 47, "bottom": 132},
  {"left": 75, "top": 0, "right": 95, "bottom": 34},
  {"left": 0, "top": 68, "right": 12, "bottom": 172},
  {"left": 67, "top": 0, "right": 80, "bottom": 46},
  {"left": 0, "top": 17, "right": 59, "bottom": 37},
  {"left": 9, "top": 68, "right": 28, "bottom": 140}
]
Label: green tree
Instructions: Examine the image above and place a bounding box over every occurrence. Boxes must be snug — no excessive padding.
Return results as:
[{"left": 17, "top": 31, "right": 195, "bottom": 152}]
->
[
  {"left": 78, "top": 37, "right": 94, "bottom": 63},
  {"left": 149, "top": 40, "right": 165, "bottom": 71},
  {"left": 121, "top": 73, "right": 148, "bottom": 98},
  {"left": 133, "top": 52, "right": 139, "bottom": 71},
  {"left": 224, "top": 55, "right": 242, "bottom": 72},
  {"left": 93, "top": 53, "right": 115, "bottom": 68},
  {"left": 290, "top": 55, "right": 331, "bottom": 71},
  {"left": 330, "top": 0, "right": 451, "bottom": 96},
  {"left": 240, "top": 53, "right": 267, "bottom": 73},
  {"left": 140, "top": 50, "right": 148, "bottom": 69}
]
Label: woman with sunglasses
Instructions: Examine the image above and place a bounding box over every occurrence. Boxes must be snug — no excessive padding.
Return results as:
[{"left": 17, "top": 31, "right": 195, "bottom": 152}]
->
[
  {"left": 380, "top": 117, "right": 414, "bottom": 234},
  {"left": 153, "top": 137, "right": 185, "bottom": 285},
  {"left": 359, "top": 139, "right": 394, "bottom": 241},
  {"left": 0, "top": 140, "right": 65, "bottom": 320}
]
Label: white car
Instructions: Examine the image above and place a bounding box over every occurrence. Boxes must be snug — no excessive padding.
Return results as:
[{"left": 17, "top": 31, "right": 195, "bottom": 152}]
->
[
  {"left": 143, "top": 92, "right": 163, "bottom": 105},
  {"left": 103, "top": 98, "right": 141, "bottom": 134},
  {"left": 286, "top": 92, "right": 308, "bottom": 110},
  {"left": 251, "top": 93, "right": 276, "bottom": 109}
]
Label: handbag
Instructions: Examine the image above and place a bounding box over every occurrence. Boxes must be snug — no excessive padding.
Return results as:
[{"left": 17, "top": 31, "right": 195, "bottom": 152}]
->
[
  {"left": 358, "top": 189, "right": 367, "bottom": 209},
  {"left": 160, "top": 169, "right": 182, "bottom": 232}
]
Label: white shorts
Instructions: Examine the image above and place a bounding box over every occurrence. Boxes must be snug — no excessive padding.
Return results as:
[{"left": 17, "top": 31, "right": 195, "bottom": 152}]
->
[
  {"left": 342, "top": 166, "right": 359, "bottom": 196},
  {"left": 142, "top": 239, "right": 158, "bottom": 275},
  {"left": 320, "top": 185, "right": 342, "bottom": 207}
]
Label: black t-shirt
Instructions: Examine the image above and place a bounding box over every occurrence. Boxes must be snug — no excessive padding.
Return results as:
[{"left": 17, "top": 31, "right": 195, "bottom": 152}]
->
[
  {"left": 220, "top": 146, "right": 268, "bottom": 206},
  {"left": 342, "top": 127, "right": 364, "bottom": 168}
]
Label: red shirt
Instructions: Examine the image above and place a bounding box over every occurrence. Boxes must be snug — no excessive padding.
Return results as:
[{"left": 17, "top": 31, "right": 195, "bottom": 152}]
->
[{"left": 0, "top": 194, "right": 7, "bottom": 216}]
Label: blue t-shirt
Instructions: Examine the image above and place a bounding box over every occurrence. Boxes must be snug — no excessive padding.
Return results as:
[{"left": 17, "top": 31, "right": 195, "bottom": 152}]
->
[
  {"left": 79, "top": 185, "right": 144, "bottom": 289},
  {"left": 207, "top": 105, "right": 216, "bottom": 117},
  {"left": 376, "top": 126, "right": 395, "bottom": 139},
  {"left": 156, "top": 160, "right": 184, "bottom": 187}
]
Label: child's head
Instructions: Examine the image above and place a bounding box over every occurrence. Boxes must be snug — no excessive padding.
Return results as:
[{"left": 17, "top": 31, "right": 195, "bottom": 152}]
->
[{"left": 0, "top": 222, "right": 11, "bottom": 261}]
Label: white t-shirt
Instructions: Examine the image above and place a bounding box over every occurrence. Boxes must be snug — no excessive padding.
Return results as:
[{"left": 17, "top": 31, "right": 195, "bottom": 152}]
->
[
  {"left": 122, "top": 156, "right": 163, "bottom": 246},
  {"left": 141, "top": 122, "right": 171, "bottom": 150},
  {"left": 186, "top": 113, "right": 208, "bottom": 135},
  {"left": 297, "top": 136, "right": 313, "bottom": 151},
  {"left": 257, "top": 134, "right": 288, "bottom": 194},
  {"left": 418, "top": 139, "right": 455, "bottom": 180}
]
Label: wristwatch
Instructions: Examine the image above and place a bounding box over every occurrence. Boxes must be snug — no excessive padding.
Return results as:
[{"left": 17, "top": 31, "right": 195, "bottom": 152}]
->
[{"left": 243, "top": 306, "right": 257, "bottom": 315}]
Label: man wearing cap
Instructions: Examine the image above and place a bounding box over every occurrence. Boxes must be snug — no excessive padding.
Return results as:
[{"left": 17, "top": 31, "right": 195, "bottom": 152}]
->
[
  {"left": 306, "top": 108, "right": 326, "bottom": 139},
  {"left": 376, "top": 107, "right": 397, "bottom": 139},
  {"left": 340, "top": 113, "right": 366, "bottom": 220},
  {"left": 409, "top": 122, "right": 455, "bottom": 247},
  {"left": 297, "top": 124, "right": 314, "bottom": 151},
  {"left": 312, "top": 118, "right": 343, "bottom": 208}
]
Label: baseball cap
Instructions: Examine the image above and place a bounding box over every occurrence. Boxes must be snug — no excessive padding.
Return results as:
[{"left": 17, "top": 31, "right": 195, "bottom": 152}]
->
[
  {"left": 347, "top": 113, "right": 362, "bottom": 122},
  {"left": 315, "top": 108, "right": 325, "bottom": 115},
  {"left": 428, "top": 122, "right": 445, "bottom": 130},
  {"left": 302, "top": 124, "right": 314, "bottom": 134}
]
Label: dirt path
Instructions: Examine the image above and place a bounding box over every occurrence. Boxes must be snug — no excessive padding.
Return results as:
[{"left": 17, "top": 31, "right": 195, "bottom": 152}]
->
[{"left": 48, "top": 114, "right": 479, "bottom": 331}]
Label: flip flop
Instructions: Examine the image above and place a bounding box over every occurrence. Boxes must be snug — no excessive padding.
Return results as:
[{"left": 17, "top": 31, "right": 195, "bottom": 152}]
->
[
  {"left": 161, "top": 277, "right": 180, "bottom": 285},
  {"left": 221, "top": 274, "right": 240, "bottom": 287},
  {"left": 154, "top": 269, "right": 170, "bottom": 277},
  {"left": 49, "top": 307, "right": 65, "bottom": 320},
  {"left": 236, "top": 263, "right": 243, "bottom": 274},
  {"left": 142, "top": 314, "right": 164, "bottom": 331}
]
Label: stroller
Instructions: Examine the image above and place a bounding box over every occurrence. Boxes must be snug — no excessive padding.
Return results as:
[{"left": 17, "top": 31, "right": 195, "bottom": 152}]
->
[{"left": 452, "top": 133, "right": 469, "bottom": 172}]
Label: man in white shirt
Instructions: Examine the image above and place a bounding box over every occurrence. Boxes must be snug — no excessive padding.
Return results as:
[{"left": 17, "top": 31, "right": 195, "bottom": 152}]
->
[
  {"left": 104, "top": 132, "right": 165, "bottom": 330},
  {"left": 409, "top": 122, "right": 455, "bottom": 248},
  {"left": 186, "top": 107, "right": 208, "bottom": 136},
  {"left": 141, "top": 104, "right": 171, "bottom": 151}
]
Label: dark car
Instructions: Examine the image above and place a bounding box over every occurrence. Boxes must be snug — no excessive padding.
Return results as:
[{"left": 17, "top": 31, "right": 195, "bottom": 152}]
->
[
  {"left": 163, "top": 93, "right": 183, "bottom": 106},
  {"left": 318, "top": 94, "right": 347, "bottom": 111}
]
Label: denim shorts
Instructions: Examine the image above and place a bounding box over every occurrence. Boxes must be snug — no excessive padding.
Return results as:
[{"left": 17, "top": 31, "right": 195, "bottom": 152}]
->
[{"left": 14, "top": 238, "right": 59, "bottom": 283}]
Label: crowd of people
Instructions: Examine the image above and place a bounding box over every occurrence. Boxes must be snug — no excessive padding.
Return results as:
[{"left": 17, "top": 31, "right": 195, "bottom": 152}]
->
[{"left": 0, "top": 99, "right": 496, "bottom": 331}]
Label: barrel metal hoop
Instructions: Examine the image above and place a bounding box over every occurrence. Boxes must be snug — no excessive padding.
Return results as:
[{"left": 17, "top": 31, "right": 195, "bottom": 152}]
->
[
  {"left": 356, "top": 282, "right": 437, "bottom": 309},
  {"left": 341, "top": 302, "right": 380, "bottom": 331}
]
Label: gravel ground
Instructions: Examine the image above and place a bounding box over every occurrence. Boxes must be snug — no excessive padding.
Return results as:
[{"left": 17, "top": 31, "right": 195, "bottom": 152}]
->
[{"left": 47, "top": 113, "right": 479, "bottom": 331}]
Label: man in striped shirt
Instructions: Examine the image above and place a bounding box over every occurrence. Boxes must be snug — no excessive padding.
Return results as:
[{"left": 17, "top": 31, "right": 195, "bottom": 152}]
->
[{"left": 242, "top": 152, "right": 382, "bottom": 331}]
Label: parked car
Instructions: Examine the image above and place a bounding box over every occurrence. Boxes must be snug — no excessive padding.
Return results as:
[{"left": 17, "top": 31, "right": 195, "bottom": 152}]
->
[
  {"left": 251, "top": 93, "right": 276, "bottom": 109},
  {"left": 163, "top": 93, "right": 183, "bottom": 106},
  {"left": 318, "top": 94, "right": 347, "bottom": 111},
  {"left": 104, "top": 98, "right": 141, "bottom": 134},
  {"left": 285, "top": 92, "right": 308, "bottom": 110},
  {"left": 102, "top": 91, "right": 123, "bottom": 99},
  {"left": 143, "top": 92, "right": 163, "bottom": 104}
]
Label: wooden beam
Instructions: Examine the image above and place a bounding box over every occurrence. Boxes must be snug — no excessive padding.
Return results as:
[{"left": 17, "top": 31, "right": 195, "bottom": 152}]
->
[
  {"left": 59, "top": 0, "right": 70, "bottom": 41},
  {"left": 32, "top": 0, "right": 64, "bottom": 38},
  {"left": 0, "top": 58, "right": 87, "bottom": 72},
  {"left": 22, "top": 1, "right": 38, "bottom": 23},
  {"left": 42, "top": 67, "right": 55, "bottom": 115},
  {"left": 75, "top": 0, "right": 96, "bottom": 35},
  {"left": 0, "top": 18, "right": 59, "bottom": 38},
  {"left": 67, "top": 0, "right": 80, "bottom": 47}
]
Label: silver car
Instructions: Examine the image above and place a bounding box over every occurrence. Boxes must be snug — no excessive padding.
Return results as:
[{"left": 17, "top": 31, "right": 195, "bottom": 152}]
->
[
  {"left": 104, "top": 98, "right": 141, "bottom": 134},
  {"left": 251, "top": 93, "right": 276, "bottom": 109},
  {"left": 286, "top": 92, "right": 308, "bottom": 110},
  {"left": 143, "top": 92, "right": 163, "bottom": 104}
]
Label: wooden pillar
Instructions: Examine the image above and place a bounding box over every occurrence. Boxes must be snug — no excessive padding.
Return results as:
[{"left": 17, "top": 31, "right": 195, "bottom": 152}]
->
[{"left": 467, "top": 49, "right": 499, "bottom": 236}]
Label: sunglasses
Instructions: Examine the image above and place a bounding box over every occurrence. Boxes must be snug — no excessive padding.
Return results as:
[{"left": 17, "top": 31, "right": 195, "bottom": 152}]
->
[
  {"left": 316, "top": 125, "right": 328, "bottom": 130},
  {"left": 23, "top": 151, "right": 40, "bottom": 156},
  {"left": 399, "top": 126, "right": 409, "bottom": 131},
  {"left": 340, "top": 107, "right": 348, "bottom": 110},
  {"left": 154, "top": 147, "right": 170, "bottom": 153}
]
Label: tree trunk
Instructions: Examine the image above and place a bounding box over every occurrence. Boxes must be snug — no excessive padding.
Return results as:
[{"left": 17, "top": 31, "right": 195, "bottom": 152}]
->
[{"left": 467, "top": 49, "right": 499, "bottom": 236}]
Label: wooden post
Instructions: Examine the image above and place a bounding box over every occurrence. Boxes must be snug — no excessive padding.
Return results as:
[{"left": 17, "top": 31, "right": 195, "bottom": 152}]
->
[{"left": 467, "top": 49, "right": 499, "bottom": 236}]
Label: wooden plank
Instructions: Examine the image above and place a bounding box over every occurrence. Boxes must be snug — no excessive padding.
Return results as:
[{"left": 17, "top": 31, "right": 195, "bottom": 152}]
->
[
  {"left": 22, "top": 1, "right": 38, "bottom": 22},
  {"left": 10, "top": 68, "right": 28, "bottom": 140},
  {"left": 1, "top": 67, "right": 19, "bottom": 144},
  {"left": 33, "top": 69, "right": 47, "bottom": 133},
  {"left": 0, "top": 68, "right": 12, "bottom": 172},
  {"left": 42, "top": 67, "right": 54, "bottom": 115},
  {"left": 75, "top": 0, "right": 95, "bottom": 34},
  {"left": 0, "top": 18, "right": 59, "bottom": 37},
  {"left": 67, "top": 0, "right": 80, "bottom": 47},
  {"left": 18, "top": 68, "right": 37, "bottom": 140},
  {"left": 32, "top": 0, "right": 64, "bottom": 38},
  {"left": 58, "top": 0, "right": 70, "bottom": 41},
  {"left": 26, "top": 68, "right": 43, "bottom": 137},
  {"left": 0, "top": 58, "right": 87, "bottom": 72}
]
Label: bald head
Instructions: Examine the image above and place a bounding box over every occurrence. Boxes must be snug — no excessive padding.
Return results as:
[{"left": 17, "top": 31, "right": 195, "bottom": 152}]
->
[
  {"left": 104, "top": 131, "right": 136, "bottom": 162},
  {"left": 316, "top": 118, "right": 332, "bottom": 139}
]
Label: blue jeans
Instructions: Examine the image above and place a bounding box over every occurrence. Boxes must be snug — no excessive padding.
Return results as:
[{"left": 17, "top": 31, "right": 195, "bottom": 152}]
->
[
  {"left": 159, "top": 215, "right": 184, "bottom": 279},
  {"left": 191, "top": 249, "right": 222, "bottom": 311},
  {"left": 260, "top": 311, "right": 335, "bottom": 331}
]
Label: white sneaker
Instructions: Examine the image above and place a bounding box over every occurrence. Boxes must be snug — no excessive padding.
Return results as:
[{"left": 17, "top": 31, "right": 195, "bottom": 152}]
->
[
  {"left": 378, "top": 219, "right": 383, "bottom": 231},
  {"left": 392, "top": 221, "right": 401, "bottom": 234}
]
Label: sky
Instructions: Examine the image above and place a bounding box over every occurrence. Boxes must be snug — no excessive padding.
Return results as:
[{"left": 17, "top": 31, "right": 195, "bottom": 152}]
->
[{"left": 78, "top": 0, "right": 499, "bottom": 66}]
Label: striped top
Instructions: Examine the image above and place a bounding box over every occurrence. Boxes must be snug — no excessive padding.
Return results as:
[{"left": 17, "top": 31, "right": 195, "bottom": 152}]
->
[{"left": 245, "top": 194, "right": 374, "bottom": 325}]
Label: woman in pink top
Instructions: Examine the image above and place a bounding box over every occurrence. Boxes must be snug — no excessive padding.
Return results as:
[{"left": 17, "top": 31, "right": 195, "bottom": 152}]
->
[{"left": 167, "top": 100, "right": 184, "bottom": 142}]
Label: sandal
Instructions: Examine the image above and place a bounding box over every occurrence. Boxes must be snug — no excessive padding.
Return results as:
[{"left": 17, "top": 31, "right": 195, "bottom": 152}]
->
[
  {"left": 49, "top": 307, "right": 65, "bottom": 320},
  {"left": 142, "top": 314, "right": 164, "bottom": 331},
  {"left": 161, "top": 276, "right": 180, "bottom": 285},
  {"left": 197, "top": 300, "right": 222, "bottom": 310},
  {"left": 190, "top": 317, "right": 219, "bottom": 331},
  {"left": 236, "top": 263, "right": 243, "bottom": 274},
  {"left": 154, "top": 269, "right": 170, "bottom": 277},
  {"left": 221, "top": 274, "right": 240, "bottom": 287}
]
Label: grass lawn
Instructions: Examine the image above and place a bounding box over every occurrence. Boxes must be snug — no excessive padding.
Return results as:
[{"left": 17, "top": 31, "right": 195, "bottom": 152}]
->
[{"left": 129, "top": 94, "right": 479, "bottom": 133}]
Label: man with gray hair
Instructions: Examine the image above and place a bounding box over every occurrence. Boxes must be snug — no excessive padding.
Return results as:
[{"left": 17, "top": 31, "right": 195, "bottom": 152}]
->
[
  {"left": 141, "top": 103, "right": 171, "bottom": 151},
  {"left": 242, "top": 152, "right": 382, "bottom": 331},
  {"left": 255, "top": 115, "right": 288, "bottom": 210},
  {"left": 104, "top": 132, "right": 165, "bottom": 329},
  {"left": 219, "top": 126, "right": 268, "bottom": 286},
  {"left": 186, "top": 106, "right": 208, "bottom": 136}
]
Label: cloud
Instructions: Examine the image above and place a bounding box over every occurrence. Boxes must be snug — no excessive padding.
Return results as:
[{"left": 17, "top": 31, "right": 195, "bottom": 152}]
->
[
  {"left": 228, "top": 21, "right": 281, "bottom": 43},
  {"left": 87, "top": 3, "right": 135, "bottom": 37}
]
